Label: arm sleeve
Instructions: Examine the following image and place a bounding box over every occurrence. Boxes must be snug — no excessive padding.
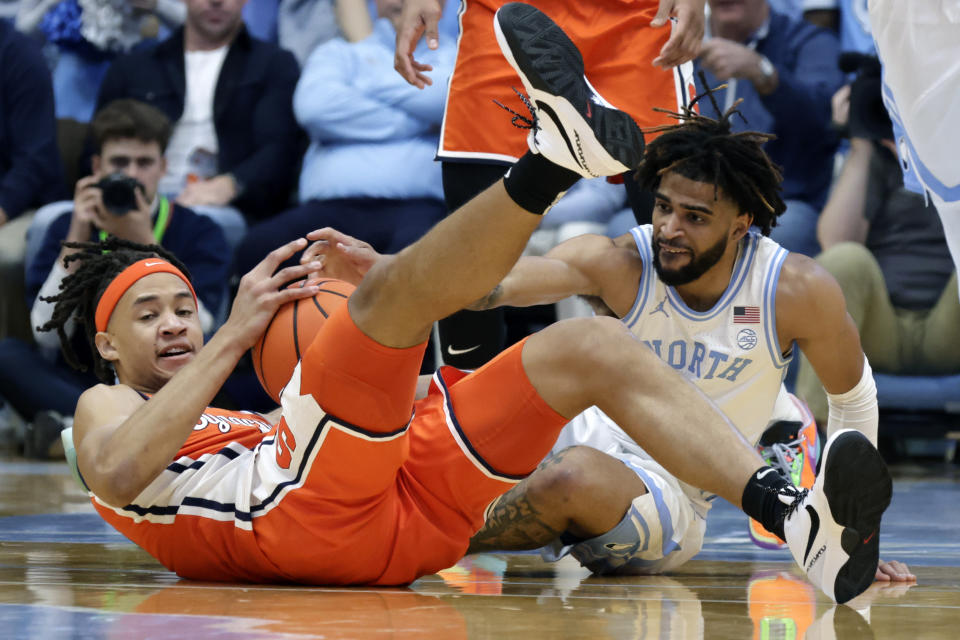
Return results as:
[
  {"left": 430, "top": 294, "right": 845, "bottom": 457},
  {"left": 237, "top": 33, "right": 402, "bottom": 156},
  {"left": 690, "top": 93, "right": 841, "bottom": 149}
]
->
[
  {"left": 826, "top": 355, "right": 879, "bottom": 446},
  {"left": 31, "top": 260, "right": 73, "bottom": 350}
]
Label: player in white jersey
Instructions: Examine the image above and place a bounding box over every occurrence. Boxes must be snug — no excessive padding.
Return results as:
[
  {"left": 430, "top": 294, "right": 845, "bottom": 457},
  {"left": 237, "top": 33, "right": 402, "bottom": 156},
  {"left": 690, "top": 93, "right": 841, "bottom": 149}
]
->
[
  {"left": 868, "top": 0, "right": 960, "bottom": 295},
  {"left": 458, "top": 97, "right": 913, "bottom": 582}
]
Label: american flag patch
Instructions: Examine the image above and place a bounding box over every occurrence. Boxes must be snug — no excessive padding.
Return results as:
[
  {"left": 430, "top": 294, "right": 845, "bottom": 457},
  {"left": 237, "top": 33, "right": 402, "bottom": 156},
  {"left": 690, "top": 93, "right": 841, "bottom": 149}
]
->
[{"left": 733, "top": 306, "right": 760, "bottom": 324}]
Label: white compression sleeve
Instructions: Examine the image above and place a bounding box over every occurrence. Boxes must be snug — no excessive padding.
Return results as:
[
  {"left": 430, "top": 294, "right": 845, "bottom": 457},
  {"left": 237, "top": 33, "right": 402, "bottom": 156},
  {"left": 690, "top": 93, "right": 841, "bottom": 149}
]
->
[
  {"left": 826, "top": 355, "right": 879, "bottom": 446},
  {"left": 31, "top": 260, "right": 73, "bottom": 352}
]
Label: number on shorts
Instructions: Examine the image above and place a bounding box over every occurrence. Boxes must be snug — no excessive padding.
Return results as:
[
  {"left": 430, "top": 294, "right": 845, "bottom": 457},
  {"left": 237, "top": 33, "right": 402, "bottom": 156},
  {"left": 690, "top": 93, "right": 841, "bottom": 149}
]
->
[{"left": 275, "top": 418, "right": 297, "bottom": 469}]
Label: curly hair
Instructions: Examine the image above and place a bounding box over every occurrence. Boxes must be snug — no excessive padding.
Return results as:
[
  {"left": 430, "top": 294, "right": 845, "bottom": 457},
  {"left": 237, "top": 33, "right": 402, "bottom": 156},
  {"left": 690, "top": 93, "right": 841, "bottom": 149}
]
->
[
  {"left": 37, "top": 237, "right": 191, "bottom": 383},
  {"left": 635, "top": 84, "right": 786, "bottom": 235}
]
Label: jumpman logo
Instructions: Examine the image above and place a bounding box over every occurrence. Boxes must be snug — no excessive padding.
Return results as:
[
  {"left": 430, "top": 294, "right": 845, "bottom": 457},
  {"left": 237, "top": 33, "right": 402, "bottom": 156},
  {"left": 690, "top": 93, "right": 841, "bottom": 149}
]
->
[{"left": 649, "top": 297, "right": 669, "bottom": 318}]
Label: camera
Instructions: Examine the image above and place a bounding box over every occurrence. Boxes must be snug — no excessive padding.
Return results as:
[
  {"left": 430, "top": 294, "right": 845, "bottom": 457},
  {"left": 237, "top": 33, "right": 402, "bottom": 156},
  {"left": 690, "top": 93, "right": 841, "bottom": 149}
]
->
[
  {"left": 839, "top": 53, "right": 892, "bottom": 141},
  {"left": 95, "top": 173, "right": 145, "bottom": 215}
]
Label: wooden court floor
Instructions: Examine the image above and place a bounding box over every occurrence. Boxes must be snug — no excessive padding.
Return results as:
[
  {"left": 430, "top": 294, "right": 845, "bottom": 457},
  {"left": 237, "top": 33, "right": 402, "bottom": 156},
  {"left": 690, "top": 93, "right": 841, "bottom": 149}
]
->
[{"left": 0, "top": 456, "right": 958, "bottom": 639}]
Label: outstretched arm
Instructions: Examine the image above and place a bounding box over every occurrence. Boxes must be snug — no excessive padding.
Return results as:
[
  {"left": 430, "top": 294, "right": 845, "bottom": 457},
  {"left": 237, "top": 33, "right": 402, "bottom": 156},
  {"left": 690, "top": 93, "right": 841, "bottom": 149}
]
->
[
  {"left": 779, "top": 256, "right": 866, "bottom": 395},
  {"left": 778, "top": 256, "right": 915, "bottom": 584},
  {"left": 74, "top": 239, "right": 324, "bottom": 507},
  {"left": 470, "top": 233, "right": 642, "bottom": 312},
  {"left": 778, "top": 254, "right": 877, "bottom": 435}
]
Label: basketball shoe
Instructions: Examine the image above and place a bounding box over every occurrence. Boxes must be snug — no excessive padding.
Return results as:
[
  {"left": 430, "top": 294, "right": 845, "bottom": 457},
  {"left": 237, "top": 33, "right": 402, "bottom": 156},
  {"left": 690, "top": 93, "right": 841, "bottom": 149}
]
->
[
  {"left": 780, "top": 429, "right": 892, "bottom": 604},
  {"left": 748, "top": 418, "right": 820, "bottom": 549},
  {"left": 493, "top": 3, "right": 645, "bottom": 178}
]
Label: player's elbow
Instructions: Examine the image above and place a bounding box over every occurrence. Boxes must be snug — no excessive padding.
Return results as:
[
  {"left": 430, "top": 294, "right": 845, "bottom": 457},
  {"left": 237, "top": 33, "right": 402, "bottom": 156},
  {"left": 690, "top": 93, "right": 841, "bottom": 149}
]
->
[{"left": 86, "top": 458, "right": 152, "bottom": 508}]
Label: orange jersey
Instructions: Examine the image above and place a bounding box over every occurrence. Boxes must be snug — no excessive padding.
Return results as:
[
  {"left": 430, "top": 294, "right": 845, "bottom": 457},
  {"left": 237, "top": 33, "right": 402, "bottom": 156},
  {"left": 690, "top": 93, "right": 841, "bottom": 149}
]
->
[
  {"left": 439, "top": 0, "right": 696, "bottom": 164},
  {"left": 92, "top": 307, "right": 568, "bottom": 585}
]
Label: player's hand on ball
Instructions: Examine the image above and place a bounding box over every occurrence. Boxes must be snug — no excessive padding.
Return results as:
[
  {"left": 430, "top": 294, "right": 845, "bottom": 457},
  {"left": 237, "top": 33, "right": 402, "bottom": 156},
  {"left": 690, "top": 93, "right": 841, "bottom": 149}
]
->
[
  {"left": 225, "top": 238, "right": 322, "bottom": 349},
  {"left": 303, "top": 227, "right": 382, "bottom": 285}
]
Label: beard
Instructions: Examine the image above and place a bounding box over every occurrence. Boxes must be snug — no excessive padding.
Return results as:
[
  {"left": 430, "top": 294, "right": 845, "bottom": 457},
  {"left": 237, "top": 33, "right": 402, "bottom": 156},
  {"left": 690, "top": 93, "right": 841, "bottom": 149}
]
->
[{"left": 651, "top": 233, "right": 729, "bottom": 286}]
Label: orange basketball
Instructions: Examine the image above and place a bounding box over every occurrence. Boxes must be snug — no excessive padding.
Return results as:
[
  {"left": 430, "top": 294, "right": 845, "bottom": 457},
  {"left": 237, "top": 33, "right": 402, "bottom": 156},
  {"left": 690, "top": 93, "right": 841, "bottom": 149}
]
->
[{"left": 252, "top": 278, "right": 356, "bottom": 404}]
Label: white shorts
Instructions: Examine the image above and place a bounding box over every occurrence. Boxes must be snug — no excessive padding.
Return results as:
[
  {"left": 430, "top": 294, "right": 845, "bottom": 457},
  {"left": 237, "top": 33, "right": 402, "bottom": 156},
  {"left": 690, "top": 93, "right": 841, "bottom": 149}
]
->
[{"left": 540, "top": 386, "right": 811, "bottom": 574}]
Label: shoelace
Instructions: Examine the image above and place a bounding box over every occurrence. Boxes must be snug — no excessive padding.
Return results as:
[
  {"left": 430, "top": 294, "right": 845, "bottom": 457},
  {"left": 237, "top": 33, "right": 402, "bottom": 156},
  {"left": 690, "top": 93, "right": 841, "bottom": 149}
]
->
[
  {"left": 493, "top": 87, "right": 538, "bottom": 130},
  {"left": 779, "top": 484, "right": 809, "bottom": 522},
  {"left": 759, "top": 438, "right": 806, "bottom": 482}
]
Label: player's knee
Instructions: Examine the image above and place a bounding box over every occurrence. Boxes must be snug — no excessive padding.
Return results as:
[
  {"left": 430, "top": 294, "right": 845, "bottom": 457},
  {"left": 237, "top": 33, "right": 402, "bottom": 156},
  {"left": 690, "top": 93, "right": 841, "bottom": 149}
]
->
[
  {"left": 349, "top": 255, "right": 397, "bottom": 310},
  {"left": 525, "top": 446, "right": 612, "bottom": 507}
]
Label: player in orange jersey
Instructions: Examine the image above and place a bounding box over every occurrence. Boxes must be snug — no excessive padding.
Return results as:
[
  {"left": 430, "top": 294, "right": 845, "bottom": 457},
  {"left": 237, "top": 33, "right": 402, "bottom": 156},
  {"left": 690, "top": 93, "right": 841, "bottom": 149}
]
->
[{"left": 43, "top": 5, "right": 892, "bottom": 603}]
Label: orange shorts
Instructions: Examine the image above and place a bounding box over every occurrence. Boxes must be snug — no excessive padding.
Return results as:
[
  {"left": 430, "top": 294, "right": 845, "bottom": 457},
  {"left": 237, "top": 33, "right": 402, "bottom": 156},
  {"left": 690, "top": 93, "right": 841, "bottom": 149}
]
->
[
  {"left": 102, "top": 306, "right": 569, "bottom": 586},
  {"left": 438, "top": 0, "right": 696, "bottom": 164},
  {"left": 278, "top": 306, "right": 568, "bottom": 584}
]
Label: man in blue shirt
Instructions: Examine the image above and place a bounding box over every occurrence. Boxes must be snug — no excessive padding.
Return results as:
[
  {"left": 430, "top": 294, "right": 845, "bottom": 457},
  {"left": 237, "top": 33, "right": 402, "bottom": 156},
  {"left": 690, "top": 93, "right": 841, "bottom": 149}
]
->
[
  {"left": 0, "top": 99, "right": 230, "bottom": 457},
  {"left": 695, "top": 0, "right": 844, "bottom": 257},
  {"left": 233, "top": 0, "right": 456, "bottom": 275}
]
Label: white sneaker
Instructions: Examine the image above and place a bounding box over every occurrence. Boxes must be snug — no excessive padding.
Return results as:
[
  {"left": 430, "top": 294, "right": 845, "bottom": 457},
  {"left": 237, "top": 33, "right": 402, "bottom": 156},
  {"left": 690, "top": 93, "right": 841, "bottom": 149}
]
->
[
  {"left": 493, "top": 2, "right": 645, "bottom": 178},
  {"left": 782, "top": 429, "right": 892, "bottom": 604}
]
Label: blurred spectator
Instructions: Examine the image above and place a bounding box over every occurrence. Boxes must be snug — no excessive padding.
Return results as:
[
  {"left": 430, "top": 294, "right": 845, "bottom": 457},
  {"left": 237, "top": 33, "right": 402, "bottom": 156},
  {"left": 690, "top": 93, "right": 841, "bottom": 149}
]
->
[
  {"left": 802, "top": 0, "right": 874, "bottom": 55},
  {"left": 0, "top": 19, "right": 65, "bottom": 343},
  {"left": 695, "top": 0, "right": 843, "bottom": 257},
  {"left": 0, "top": 98, "right": 230, "bottom": 457},
  {"left": 95, "top": 0, "right": 303, "bottom": 247},
  {"left": 768, "top": 0, "right": 803, "bottom": 19},
  {"left": 240, "top": 0, "right": 277, "bottom": 41},
  {"left": 234, "top": 0, "right": 453, "bottom": 274},
  {"left": 0, "top": 0, "right": 19, "bottom": 21},
  {"left": 277, "top": 0, "right": 369, "bottom": 64},
  {"left": 795, "top": 78, "right": 960, "bottom": 424},
  {"left": 16, "top": 0, "right": 186, "bottom": 122}
]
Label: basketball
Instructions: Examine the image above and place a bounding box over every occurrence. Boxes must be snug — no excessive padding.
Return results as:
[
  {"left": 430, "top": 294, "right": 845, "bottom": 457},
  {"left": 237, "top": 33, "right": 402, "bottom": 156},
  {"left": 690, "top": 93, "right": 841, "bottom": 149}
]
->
[{"left": 252, "top": 278, "right": 356, "bottom": 403}]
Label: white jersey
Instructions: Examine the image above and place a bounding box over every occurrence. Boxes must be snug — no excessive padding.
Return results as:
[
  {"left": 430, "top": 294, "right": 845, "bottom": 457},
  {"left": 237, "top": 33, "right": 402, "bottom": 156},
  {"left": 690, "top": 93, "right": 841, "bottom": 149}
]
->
[
  {"left": 554, "top": 226, "right": 795, "bottom": 511},
  {"left": 622, "top": 225, "right": 791, "bottom": 443}
]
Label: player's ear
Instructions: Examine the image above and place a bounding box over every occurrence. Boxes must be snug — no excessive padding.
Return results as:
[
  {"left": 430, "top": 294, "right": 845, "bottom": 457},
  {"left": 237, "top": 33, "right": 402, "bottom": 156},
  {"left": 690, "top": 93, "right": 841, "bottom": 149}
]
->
[
  {"left": 95, "top": 332, "right": 120, "bottom": 363},
  {"left": 733, "top": 212, "right": 753, "bottom": 240}
]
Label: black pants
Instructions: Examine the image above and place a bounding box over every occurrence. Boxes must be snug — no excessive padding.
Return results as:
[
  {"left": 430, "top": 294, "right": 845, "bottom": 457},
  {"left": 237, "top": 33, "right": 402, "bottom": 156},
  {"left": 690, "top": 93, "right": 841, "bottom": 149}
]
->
[{"left": 0, "top": 338, "right": 98, "bottom": 421}]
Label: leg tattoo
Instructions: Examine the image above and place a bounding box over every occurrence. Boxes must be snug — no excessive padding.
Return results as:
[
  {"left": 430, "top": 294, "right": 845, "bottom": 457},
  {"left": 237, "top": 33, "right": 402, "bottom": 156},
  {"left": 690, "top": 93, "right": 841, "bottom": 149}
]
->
[{"left": 466, "top": 450, "right": 574, "bottom": 554}]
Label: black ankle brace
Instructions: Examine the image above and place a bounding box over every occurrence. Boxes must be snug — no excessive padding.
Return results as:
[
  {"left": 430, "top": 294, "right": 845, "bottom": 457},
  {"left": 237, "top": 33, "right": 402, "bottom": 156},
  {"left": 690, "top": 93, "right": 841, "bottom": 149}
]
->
[{"left": 502, "top": 151, "right": 580, "bottom": 215}]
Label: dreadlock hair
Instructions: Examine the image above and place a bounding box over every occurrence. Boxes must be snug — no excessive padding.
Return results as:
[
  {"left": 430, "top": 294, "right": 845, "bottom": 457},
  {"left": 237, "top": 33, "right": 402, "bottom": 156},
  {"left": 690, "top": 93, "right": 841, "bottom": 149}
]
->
[
  {"left": 635, "top": 82, "right": 786, "bottom": 235},
  {"left": 38, "top": 237, "right": 192, "bottom": 384}
]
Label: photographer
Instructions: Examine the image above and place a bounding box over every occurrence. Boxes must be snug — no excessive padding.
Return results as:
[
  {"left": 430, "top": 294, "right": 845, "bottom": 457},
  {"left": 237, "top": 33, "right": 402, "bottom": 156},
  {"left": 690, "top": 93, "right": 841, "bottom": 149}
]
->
[
  {"left": 794, "top": 57, "right": 960, "bottom": 425},
  {"left": 0, "top": 99, "right": 231, "bottom": 458}
]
